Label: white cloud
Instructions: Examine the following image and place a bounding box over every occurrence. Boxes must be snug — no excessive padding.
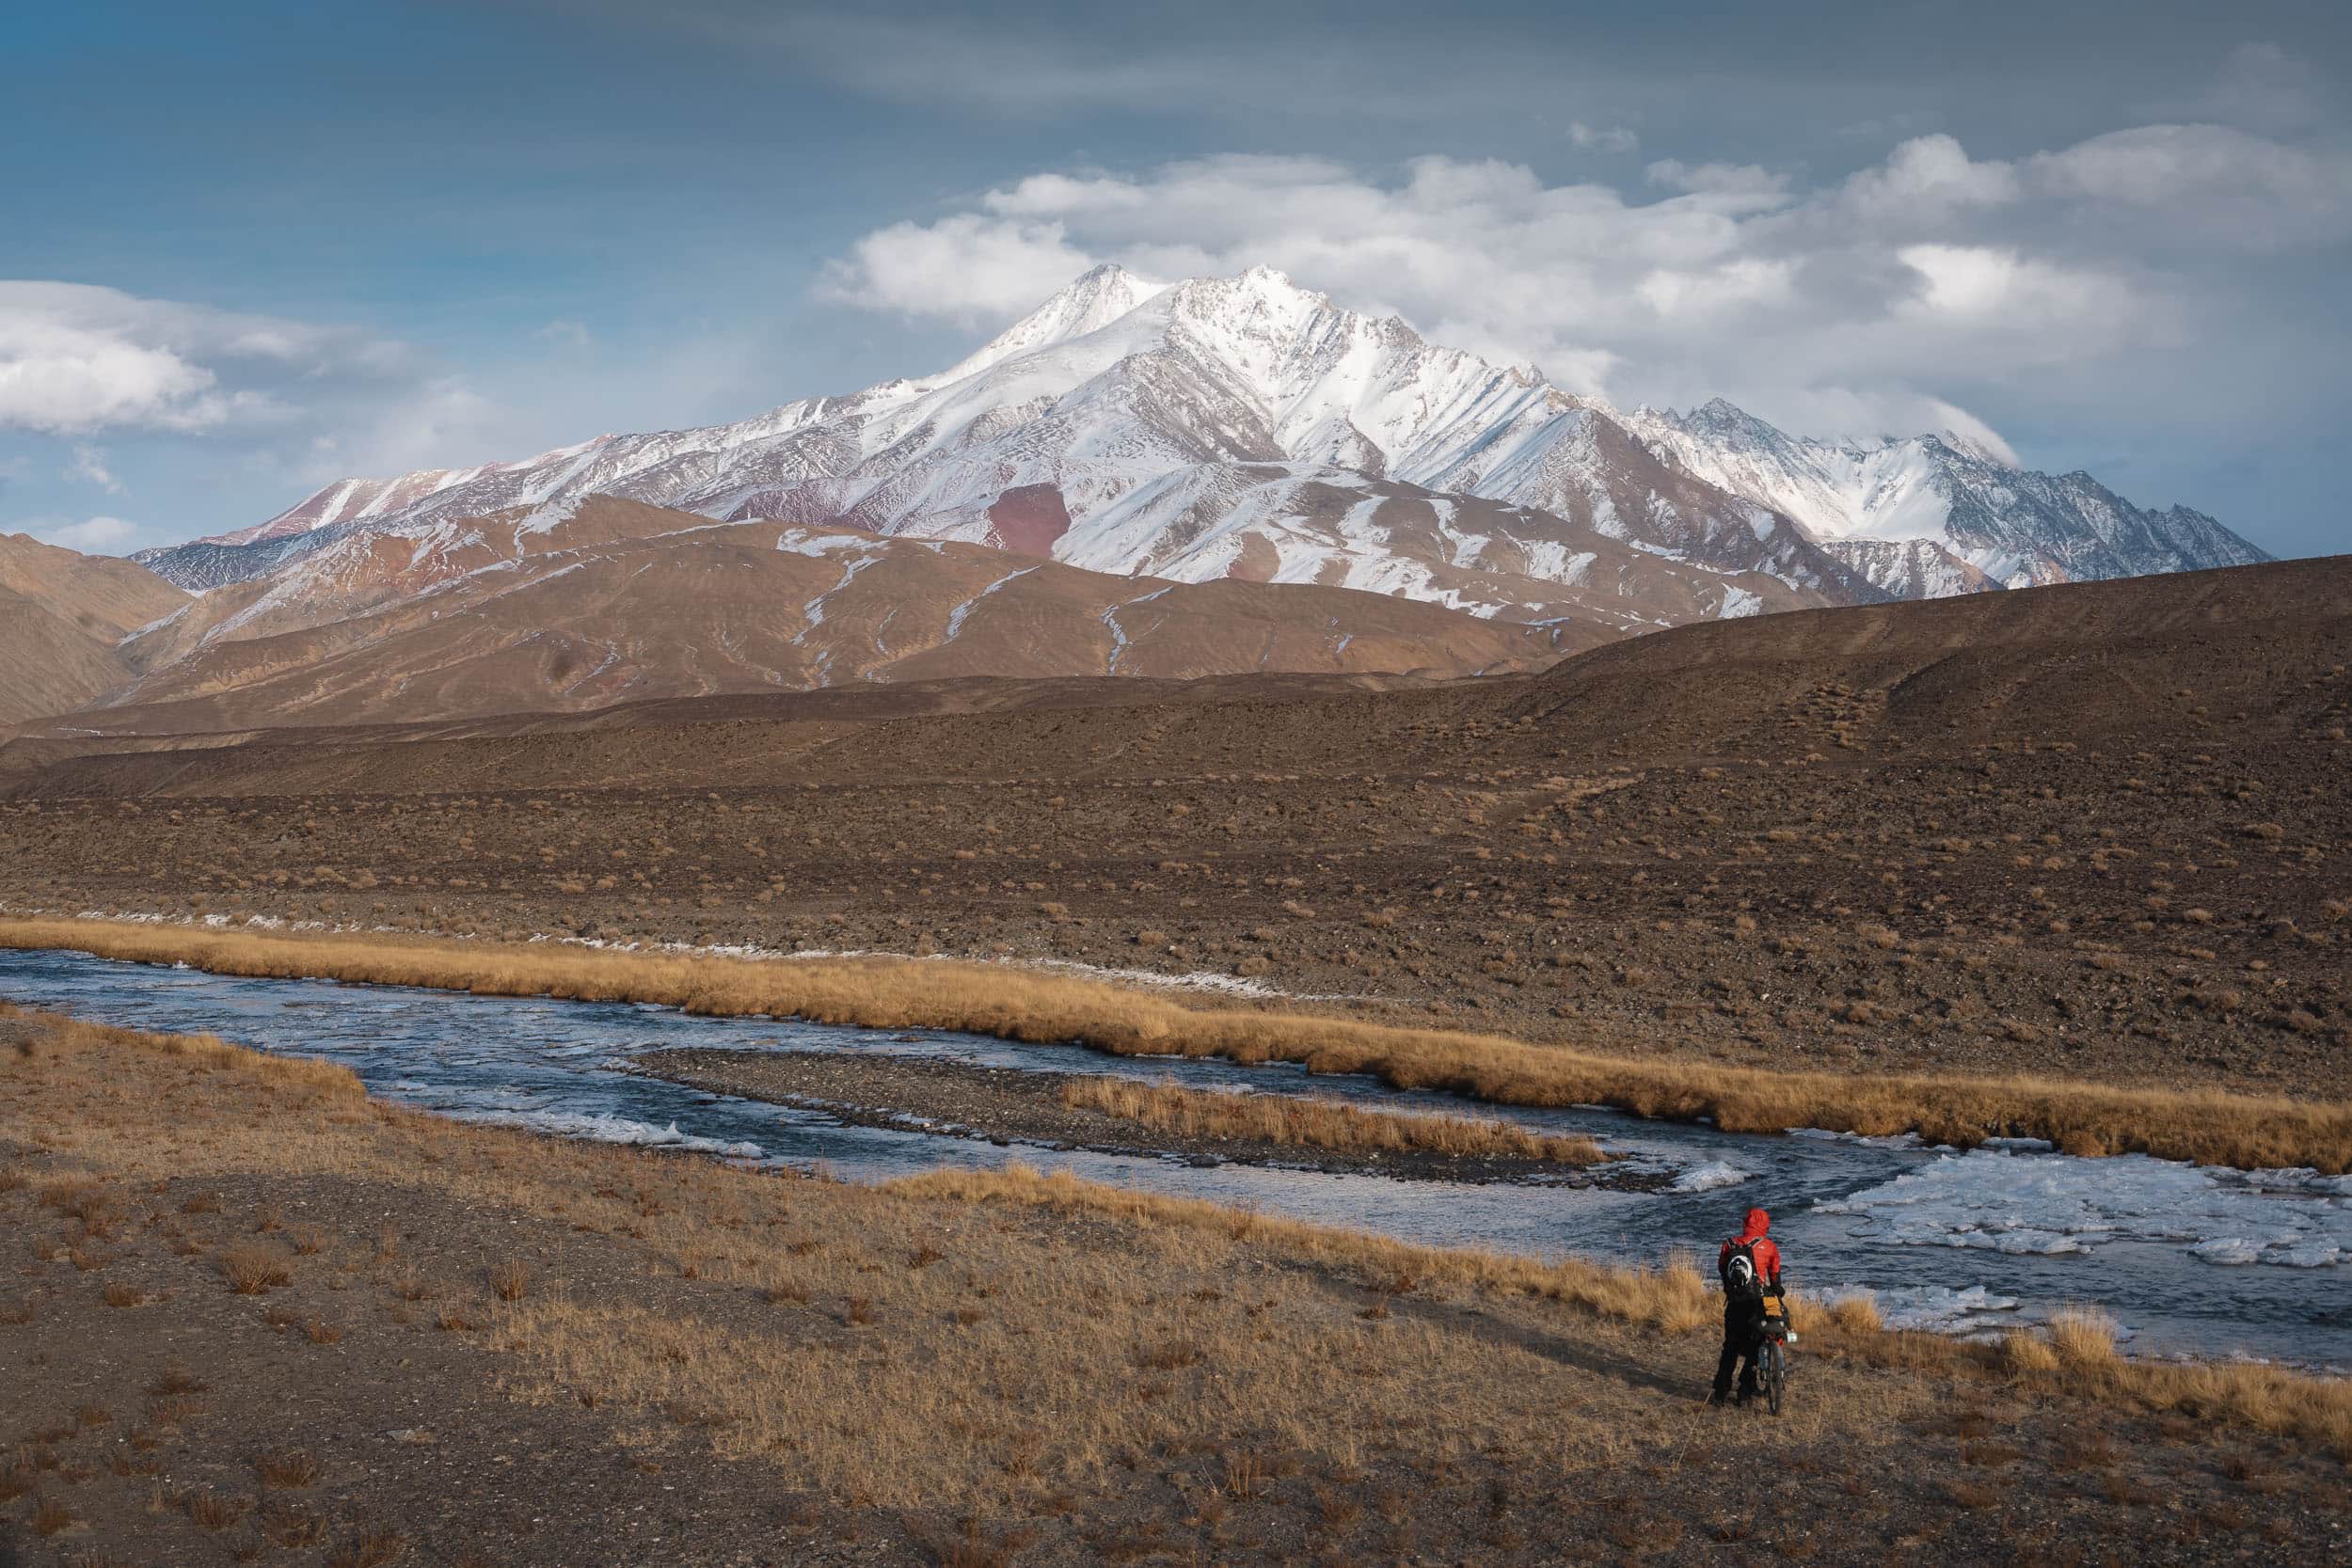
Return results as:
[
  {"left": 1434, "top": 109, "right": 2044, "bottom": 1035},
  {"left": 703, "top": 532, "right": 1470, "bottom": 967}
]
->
[
  {"left": 65, "top": 443, "right": 123, "bottom": 494},
  {"left": 1830, "top": 134, "right": 2021, "bottom": 226},
  {"left": 1635, "top": 257, "right": 1797, "bottom": 320},
  {"left": 1567, "top": 121, "right": 1639, "bottom": 153},
  {"left": 0, "top": 305, "right": 230, "bottom": 435},
  {"left": 823, "top": 120, "right": 2327, "bottom": 447},
  {"left": 0, "top": 282, "right": 560, "bottom": 525},
  {"left": 818, "top": 214, "right": 1096, "bottom": 325},
  {"left": 33, "top": 515, "right": 138, "bottom": 553},
  {"left": 0, "top": 282, "right": 426, "bottom": 437},
  {"left": 2024, "top": 123, "right": 2352, "bottom": 248},
  {"left": 534, "top": 319, "right": 593, "bottom": 349},
  {"left": 1645, "top": 159, "right": 1791, "bottom": 209}
]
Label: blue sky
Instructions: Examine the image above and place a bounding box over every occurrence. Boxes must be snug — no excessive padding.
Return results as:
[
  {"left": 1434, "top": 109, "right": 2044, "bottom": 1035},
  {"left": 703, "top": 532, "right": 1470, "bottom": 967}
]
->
[{"left": 4, "top": 1, "right": 2348, "bottom": 559}]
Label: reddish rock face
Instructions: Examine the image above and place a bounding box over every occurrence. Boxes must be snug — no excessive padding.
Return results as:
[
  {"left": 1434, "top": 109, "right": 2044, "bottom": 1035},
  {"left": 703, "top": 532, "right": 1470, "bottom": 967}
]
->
[
  {"left": 984, "top": 484, "right": 1073, "bottom": 558},
  {"left": 1224, "top": 534, "right": 1279, "bottom": 582}
]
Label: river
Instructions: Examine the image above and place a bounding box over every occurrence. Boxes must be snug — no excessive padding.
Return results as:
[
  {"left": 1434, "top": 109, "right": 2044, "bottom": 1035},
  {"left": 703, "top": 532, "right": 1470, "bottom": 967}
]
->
[{"left": 4, "top": 944, "right": 2344, "bottom": 1367}]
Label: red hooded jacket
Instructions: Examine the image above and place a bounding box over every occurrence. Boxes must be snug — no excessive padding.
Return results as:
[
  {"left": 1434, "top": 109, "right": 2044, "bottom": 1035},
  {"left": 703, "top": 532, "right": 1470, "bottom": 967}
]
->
[{"left": 1719, "top": 1207, "right": 1783, "bottom": 1290}]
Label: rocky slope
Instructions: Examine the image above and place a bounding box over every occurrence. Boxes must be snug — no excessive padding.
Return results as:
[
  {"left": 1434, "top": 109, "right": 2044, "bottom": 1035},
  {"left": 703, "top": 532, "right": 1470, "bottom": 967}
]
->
[
  {"left": 72, "top": 499, "right": 1570, "bottom": 730},
  {"left": 0, "top": 534, "right": 187, "bottom": 724}
]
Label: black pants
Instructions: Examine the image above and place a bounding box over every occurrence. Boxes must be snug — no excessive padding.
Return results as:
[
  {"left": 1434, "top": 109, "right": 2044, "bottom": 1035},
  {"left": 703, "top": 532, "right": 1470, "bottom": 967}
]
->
[{"left": 1714, "top": 1298, "right": 1766, "bottom": 1398}]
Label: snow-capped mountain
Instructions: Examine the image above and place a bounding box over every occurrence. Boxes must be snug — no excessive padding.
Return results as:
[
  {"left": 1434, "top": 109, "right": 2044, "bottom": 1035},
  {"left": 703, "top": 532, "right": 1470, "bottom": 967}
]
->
[
  {"left": 139, "top": 265, "right": 2265, "bottom": 622},
  {"left": 137, "top": 266, "right": 1873, "bottom": 626},
  {"left": 1620, "top": 399, "right": 2268, "bottom": 596}
]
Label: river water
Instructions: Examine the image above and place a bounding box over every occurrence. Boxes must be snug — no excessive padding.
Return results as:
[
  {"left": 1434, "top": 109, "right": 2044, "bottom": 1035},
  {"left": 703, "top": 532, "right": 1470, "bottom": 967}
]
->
[{"left": 5, "top": 945, "right": 2344, "bottom": 1367}]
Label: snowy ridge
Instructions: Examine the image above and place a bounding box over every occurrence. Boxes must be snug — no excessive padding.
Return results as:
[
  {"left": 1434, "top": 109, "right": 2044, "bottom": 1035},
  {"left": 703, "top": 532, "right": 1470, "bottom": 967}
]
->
[
  {"left": 137, "top": 265, "right": 2266, "bottom": 627},
  {"left": 1621, "top": 399, "right": 2269, "bottom": 596}
]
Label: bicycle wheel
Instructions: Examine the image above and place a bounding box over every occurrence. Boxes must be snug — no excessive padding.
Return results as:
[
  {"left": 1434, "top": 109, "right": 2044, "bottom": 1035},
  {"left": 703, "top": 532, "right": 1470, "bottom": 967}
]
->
[{"left": 1761, "top": 1340, "right": 1785, "bottom": 1417}]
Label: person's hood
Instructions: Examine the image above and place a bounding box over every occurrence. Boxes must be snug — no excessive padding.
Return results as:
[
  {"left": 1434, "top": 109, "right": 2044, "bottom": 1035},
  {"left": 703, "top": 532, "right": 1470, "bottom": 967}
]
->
[{"left": 1741, "top": 1207, "right": 1772, "bottom": 1240}]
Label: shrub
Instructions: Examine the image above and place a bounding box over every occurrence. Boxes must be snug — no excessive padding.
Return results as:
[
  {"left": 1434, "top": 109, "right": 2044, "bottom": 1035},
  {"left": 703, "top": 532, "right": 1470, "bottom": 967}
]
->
[
  {"left": 2002, "top": 1329, "right": 2060, "bottom": 1374},
  {"left": 2046, "top": 1307, "right": 2120, "bottom": 1371},
  {"left": 218, "top": 1244, "right": 292, "bottom": 1294},
  {"left": 1824, "top": 1296, "right": 1882, "bottom": 1335}
]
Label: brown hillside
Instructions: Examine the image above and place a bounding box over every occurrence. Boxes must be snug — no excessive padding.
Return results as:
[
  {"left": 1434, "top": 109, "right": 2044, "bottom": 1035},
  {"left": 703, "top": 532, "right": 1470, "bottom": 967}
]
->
[
  {"left": 3, "top": 556, "right": 2345, "bottom": 1100},
  {"left": 0, "top": 535, "right": 188, "bottom": 724},
  {"left": 0, "top": 531, "right": 187, "bottom": 642},
  {"left": 72, "top": 505, "right": 1583, "bottom": 731}
]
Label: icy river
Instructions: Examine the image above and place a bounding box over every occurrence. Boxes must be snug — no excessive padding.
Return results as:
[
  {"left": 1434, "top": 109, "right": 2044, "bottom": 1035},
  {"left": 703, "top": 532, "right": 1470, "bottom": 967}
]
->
[{"left": 5, "top": 945, "right": 2345, "bottom": 1368}]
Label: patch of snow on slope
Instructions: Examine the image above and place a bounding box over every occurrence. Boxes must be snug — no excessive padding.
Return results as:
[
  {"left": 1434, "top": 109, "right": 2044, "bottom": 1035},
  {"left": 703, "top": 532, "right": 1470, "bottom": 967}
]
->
[
  {"left": 510, "top": 496, "right": 584, "bottom": 544},
  {"left": 1100, "top": 586, "right": 1170, "bottom": 673},
  {"left": 119, "top": 602, "right": 191, "bottom": 643},
  {"left": 944, "top": 565, "right": 1039, "bottom": 638},
  {"left": 792, "top": 548, "right": 883, "bottom": 640},
  {"left": 775, "top": 529, "right": 880, "bottom": 557}
]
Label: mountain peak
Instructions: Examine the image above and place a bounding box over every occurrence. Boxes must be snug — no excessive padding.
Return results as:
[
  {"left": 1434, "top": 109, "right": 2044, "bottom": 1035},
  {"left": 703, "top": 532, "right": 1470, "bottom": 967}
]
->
[
  {"left": 143, "top": 264, "right": 2269, "bottom": 620},
  {"left": 1677, "top": 396, "right": 1787, "bottom": 446},
  {"left": 936, "top": 262, "right": 1169, "bottom": 382}
]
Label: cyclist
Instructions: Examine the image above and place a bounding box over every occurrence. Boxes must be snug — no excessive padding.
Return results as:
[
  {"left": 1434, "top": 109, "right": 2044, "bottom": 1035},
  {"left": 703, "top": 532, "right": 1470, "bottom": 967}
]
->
[{"left": 1708, "top": 1206, "right": 1786, "bottom": 1407}]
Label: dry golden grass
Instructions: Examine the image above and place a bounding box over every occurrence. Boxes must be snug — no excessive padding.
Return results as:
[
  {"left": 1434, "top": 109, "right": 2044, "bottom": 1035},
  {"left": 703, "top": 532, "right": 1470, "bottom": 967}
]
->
[
  {"left": 218, "top": 1243, "right": 294, "bottom": 1295},
  {"left": 887, "top": 1163, "right": 1710, "bottom": 1334},
  {"left": 5, "top": 993, "right": 2347, "bottom": 1529},
  {"left": 1060, "top": 1075, "right": 1606, "bottom": 1164},
  {"left": 1823, "top": 1295, "right": 1883, "bottom": 1336},
  {"left": 6, "top": 916, "right": 2344, "bottom": 1172},
  {"left": 2046, "top": 1306, "right": 2122, "bottom": 1371}
]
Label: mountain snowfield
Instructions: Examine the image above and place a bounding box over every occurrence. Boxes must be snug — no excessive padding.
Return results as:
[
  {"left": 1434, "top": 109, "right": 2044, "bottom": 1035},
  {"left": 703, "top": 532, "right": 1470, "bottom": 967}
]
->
[
  {"left": 1617, "top": 398, "right": 2268, "bottom": 591},
  {"left": 141, "top": 264, "right": 2266, "bottom": 625}
]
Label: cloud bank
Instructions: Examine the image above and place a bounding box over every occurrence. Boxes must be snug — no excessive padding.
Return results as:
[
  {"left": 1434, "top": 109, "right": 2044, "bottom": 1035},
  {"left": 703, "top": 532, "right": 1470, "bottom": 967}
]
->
[
  {"left": 0, "top": 282, "right": 439, "bottom": 439},
  {"left": 821, "top": 124, "right": 2351, "bottom": 450}
]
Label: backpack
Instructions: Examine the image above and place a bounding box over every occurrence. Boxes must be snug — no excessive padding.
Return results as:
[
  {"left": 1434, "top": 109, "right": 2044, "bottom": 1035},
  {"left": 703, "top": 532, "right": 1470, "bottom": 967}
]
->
[{"left": 1721, "top": 1238, "right": 1766, "bottom": 1303}]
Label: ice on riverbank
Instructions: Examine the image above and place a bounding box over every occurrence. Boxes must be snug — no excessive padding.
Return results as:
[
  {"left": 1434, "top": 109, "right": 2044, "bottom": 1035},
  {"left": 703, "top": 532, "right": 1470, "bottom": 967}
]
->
[
  {"left": 1786, "top": 1127, "right": 1931, "bottom": 1150},
  {"left": 1817, "top": 1283, "right": 2023, "bottom": 1337},
  {"left": 1819, "top": 1147, "right": 2351, "bottom": 1269},
  {"left": 1667, "top": 1161, "right": 1753, "bottom": 1194},
  {"left": 447, "top": 1107, "right": 766, "bottom": 1160}
]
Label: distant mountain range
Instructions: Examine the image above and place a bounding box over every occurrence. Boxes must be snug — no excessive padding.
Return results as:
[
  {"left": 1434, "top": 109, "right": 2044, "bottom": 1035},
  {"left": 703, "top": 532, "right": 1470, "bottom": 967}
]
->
[
  {"left": 0, "top": 264, "right": 2274, "bottom": 732},
  {"left": 141, "top": 264, "right": 2266, "bottom": 617}
]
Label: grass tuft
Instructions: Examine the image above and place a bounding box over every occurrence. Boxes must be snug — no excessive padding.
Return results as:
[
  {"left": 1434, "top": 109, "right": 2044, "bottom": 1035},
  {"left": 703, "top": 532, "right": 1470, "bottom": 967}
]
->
[
  {"left": 256, "top": 1449, "right": 319, "bottom": 1489},
  {"left": 2046, "top": 1307, "right": 2121, "bottom": 1372},
  {"left": 218, "top": 1243, "right": 293, "bottom": 1295}
]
